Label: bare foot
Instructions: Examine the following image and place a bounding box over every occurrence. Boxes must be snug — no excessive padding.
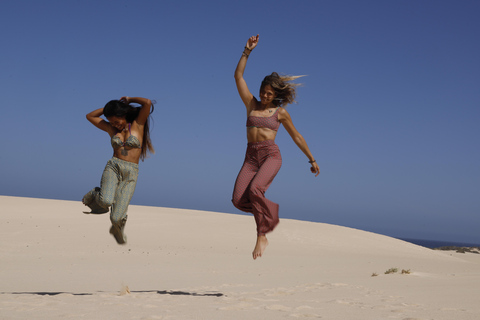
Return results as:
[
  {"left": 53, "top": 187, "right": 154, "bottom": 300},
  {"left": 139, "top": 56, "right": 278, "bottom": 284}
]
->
[{"left": 252, "top": 235, "right": 268, "bottom": 260}]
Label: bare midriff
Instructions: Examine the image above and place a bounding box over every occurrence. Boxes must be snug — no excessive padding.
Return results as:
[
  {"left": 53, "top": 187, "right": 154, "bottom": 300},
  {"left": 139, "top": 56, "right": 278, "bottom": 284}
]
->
[{"left": 247, "top": 127, "right": 277, "bottom": 143}]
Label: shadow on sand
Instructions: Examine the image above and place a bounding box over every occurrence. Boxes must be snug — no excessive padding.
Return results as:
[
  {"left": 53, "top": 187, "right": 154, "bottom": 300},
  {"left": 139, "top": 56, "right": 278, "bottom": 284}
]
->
[
  {"left": 132, "top": 290, "right": 224, "bottom": 297},
  {"left": 3, "top": 290, "right": 224, "bottom": 297},
  {"left": 5, "top": 292, "right": 92, "bottom": 296}
]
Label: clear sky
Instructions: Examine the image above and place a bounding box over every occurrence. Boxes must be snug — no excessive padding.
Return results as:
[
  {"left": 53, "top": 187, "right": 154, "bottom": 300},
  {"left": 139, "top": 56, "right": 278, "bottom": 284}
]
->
[{"left": 1, "top": 0, "right": 479, "bottom": 244}]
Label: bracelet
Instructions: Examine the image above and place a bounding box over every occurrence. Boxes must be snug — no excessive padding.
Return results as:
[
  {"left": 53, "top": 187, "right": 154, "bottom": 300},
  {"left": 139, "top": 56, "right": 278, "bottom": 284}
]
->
[
  {"left": 244, "top": 46, "right": 252, "bottom": 52},
  {"left": 242, "top": 51, "right": 250, "bottom": 58},
  {"left": 308, "top": 160, "right": 316, "bottom": 164}
]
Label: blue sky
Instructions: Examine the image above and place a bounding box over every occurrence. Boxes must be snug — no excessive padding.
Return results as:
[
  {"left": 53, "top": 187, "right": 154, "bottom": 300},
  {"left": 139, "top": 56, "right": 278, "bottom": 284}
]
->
[{"left": 1, "top": 0, "right": 479, "bottom": 244}]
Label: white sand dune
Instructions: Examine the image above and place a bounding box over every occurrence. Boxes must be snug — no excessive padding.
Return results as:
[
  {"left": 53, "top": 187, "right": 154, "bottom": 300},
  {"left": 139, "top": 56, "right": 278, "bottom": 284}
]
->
[{"left": 1, "top": 195, "right": 479, "bottom": 320}]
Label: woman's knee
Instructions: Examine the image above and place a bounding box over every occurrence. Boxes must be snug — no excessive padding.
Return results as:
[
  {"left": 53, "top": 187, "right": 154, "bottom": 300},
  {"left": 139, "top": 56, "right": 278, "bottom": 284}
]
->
[
  {"left": 232, "top": 193, "right": 254, "bottom": 213},
  {"left": 248, "top": 183, "right": 265, "bottom": 198},
  {"left": 231, "top": 196, "right": 244, "bottom": 210},
  {"left": 98, "top": 194, "right": 114, "bottom": 207}
]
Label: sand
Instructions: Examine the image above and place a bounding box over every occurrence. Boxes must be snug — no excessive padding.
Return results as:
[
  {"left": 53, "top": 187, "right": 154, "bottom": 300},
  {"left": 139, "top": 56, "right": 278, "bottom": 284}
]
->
[{"left": 1, "top": 195, "right": 479, "bottom": 320}]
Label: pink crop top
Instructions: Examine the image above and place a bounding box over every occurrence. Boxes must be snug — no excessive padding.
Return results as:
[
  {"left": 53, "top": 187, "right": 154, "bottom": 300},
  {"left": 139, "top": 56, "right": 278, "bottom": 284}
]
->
[{"left": 246, "top": 107, "right": 281, "bottom": 131}]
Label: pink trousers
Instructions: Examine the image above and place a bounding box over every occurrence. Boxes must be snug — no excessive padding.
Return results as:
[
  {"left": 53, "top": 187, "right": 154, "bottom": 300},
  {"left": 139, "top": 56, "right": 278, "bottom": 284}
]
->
[{"left": 232, "top": 140, "right": 282, "bottom": 235}]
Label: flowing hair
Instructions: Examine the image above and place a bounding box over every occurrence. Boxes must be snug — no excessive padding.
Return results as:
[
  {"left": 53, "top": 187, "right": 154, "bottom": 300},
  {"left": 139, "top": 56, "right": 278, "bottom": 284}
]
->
[
  {"left": 103, "top": 100, "right": 155, "bottom": 161},
  {"left": 260, "top": 72, "right": 304, "bottom": 107}
]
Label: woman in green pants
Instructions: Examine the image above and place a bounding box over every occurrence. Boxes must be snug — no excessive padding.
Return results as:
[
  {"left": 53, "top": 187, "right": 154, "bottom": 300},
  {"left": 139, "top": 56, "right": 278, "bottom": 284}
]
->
[{"left": 82, "top": 96, "right": 154, "bottom": 244}]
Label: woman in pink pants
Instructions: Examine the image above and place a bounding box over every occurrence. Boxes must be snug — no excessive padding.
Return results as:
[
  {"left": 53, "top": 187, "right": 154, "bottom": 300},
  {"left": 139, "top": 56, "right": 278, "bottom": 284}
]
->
[{"left": 232, "top": 34, "right": 320, "bottom": 260}]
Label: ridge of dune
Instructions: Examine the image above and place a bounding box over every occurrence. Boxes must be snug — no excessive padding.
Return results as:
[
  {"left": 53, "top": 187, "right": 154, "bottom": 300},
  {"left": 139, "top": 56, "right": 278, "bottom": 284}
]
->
[{"left": 1, "top": 195, "right": 479, "bottom": 320}]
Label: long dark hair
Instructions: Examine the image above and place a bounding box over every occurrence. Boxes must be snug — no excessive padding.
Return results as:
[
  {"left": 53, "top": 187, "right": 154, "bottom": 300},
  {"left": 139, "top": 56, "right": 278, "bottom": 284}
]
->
[{"left": 103, "top": 100, "right": 154, "bottom": 161}]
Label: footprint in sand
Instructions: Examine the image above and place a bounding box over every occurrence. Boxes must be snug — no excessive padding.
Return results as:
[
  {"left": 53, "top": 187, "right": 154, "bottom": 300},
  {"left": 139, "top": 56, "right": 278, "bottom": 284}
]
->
[
  {"left": 265, "top": 304, "right": 292, "bottom": 312},
  {"left": 289, "top": 313, "right": 322, "bottom": 318},
  {"left": 295, "top": 306, "right": 314, "bottom": 310},
  {"left": 217, "top": 302, "right": 254, "bottom": 311},
  {"left": 289, "top": 306, "right": 321, "bottom": 318},
  {"left": 263, "top": 287, "right": 295, "bottom": 296}
]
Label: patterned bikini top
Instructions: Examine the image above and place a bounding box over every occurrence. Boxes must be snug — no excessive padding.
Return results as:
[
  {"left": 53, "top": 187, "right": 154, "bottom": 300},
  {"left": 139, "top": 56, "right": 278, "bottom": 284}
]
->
[
  {"left": 246, "top": 107, "right": 281, "bottom": 131},
  {"left": 111, "top": 135, "right": 141, "bottom": 149},
  {"left": 111, "top": 123, "right": 142, "bottom": 149}
]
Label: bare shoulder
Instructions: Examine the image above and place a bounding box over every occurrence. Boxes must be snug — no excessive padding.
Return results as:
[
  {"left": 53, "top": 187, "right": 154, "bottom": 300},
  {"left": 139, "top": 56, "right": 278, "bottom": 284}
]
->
[{"left": 277, "top": 107, "right": 291, "bottom": 122}]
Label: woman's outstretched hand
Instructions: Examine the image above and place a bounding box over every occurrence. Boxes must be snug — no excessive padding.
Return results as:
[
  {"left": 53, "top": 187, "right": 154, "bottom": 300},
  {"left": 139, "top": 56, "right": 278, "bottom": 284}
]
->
[
  {"left": 246, "top": 34, "right": 259, "bottom": 51},
  {"left": 310, "top": 162, "right": 320, "bottom": 177}
]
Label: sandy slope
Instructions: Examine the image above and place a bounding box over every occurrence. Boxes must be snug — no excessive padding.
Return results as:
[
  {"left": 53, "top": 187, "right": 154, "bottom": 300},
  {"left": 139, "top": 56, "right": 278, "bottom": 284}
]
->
[{"left": 1, "top": 195, "right": 479, "bottom": 320}]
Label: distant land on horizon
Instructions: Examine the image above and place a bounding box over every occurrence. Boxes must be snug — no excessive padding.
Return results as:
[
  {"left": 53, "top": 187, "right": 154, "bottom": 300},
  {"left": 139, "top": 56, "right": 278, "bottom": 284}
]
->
[{"left": 399, "top": 238, "right": 480, "bottom": 249}]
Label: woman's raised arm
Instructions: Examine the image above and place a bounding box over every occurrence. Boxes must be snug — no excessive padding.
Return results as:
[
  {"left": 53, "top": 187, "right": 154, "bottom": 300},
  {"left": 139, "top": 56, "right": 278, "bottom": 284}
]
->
[
  {"left": 121, "top": 96, "right": 152, "bottom": 126},
  {"left": 86, "top": 108, "right": 114, "bottom": 134},
  {"left": 234, "top": 34, "right": 259, "bottom": 111}
]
